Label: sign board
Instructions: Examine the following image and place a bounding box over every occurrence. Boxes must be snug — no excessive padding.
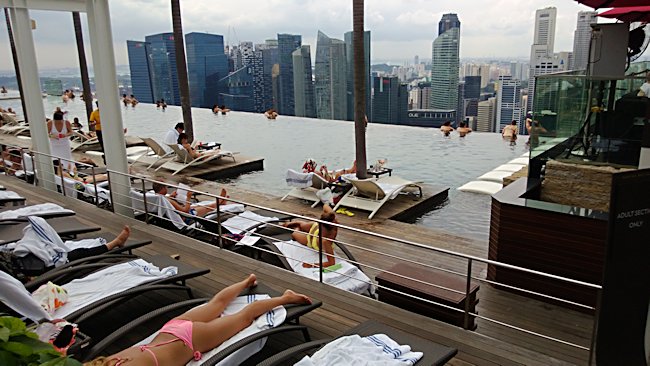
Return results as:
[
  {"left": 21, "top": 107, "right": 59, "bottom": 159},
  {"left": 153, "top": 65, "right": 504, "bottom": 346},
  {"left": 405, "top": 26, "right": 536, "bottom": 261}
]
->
[{"left": 596, "top": 168, "right": 650, "bottom": 365}]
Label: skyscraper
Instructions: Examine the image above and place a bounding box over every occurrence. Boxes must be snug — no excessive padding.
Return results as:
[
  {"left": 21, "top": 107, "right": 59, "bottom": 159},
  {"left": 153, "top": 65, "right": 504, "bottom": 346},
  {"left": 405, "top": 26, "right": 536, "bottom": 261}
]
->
[
  {"left": 315, "top": 31, "right": 348, "bottom": 120},
  {"left": 145, "top": 33, "right": 180, "bottom": 105},
  {"left": 292, "top": 45, "right": 316, "bottom": 117},
  {"left": 219, "top": 65, "right": 254, "bottom": 112},
  {"left": 477, "top": 97, "right": 496, "bottom": 132},
  {"left": 185, "top": 32, "right": 229, "bottom": 108},
  {"left": 126, "top": 40, "right": 154, "bottom": 103},
  {"left": 496, "top": 75, "right": 522, "bottom": 133},
  {"left": 430, "top": 14, "right": 461, "bottom": 113},
  {"left": 344, "top": 30, "right": 371, "bottom": 121},
  {"left": 277, "top": 34, "right": 302, "bottom": 116},
  {"left": 571, "top": 11, "right": 597, "bottom": 71},
  {"left": 371, "top": 76, "right": 407, "bottom": 124},
  {"left": 528, "top": 7, "right": 557, "bottom": 113}
]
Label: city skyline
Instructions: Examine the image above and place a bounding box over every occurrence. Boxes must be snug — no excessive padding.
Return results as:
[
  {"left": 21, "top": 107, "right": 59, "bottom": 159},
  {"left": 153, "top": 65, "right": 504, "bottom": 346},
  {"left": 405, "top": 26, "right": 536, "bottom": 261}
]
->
[{"left": 0, "top": 0, "right": 605, "bottom": 71}]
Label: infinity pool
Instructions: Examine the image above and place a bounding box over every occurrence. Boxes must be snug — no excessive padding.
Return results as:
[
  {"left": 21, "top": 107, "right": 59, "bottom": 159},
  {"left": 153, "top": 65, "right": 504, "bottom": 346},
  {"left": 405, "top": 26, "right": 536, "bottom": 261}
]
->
[{"left": 4, "top": 97, "right": 530, "bottom": 241}]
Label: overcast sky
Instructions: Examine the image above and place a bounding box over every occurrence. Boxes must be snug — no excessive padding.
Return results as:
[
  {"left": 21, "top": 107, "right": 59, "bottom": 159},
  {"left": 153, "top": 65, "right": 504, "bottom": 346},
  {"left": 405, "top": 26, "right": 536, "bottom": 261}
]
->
[{"left": 0, "top": 0, "right": 599, "bottom": 71}]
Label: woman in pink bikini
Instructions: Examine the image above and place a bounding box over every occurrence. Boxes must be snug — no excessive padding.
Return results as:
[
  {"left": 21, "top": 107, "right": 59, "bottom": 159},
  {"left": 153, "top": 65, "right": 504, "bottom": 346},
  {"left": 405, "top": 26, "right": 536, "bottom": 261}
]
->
[{"left": 84, "top": 274, "right": 311, "bottom": 366}]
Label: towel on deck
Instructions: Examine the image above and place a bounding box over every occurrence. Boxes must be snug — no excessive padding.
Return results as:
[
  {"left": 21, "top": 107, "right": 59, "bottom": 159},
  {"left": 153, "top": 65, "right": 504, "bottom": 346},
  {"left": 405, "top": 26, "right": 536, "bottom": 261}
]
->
[
  {"left": 295, "top": 333, "right": 423, "bottom": 366},
  {"left": 12, "top": 216, "right": 70, "bottom": 267},
  {"left": 0, "top": 203, "right": 73, "bottom": 220},
  {"left": 0, "top": 190, "right": 23, "bottom": 199},
  {"left": 273, "top": 240, "right": 371, "bottom": 295},
  {"left": 55, "top": 259, "right": 177, "bottom": 318},
  {"left": 286, "top": 169, "right": 313, "bottom": 188},
  {"left": 221, "top": 210, "right": 279, "bottom": 235},
  {"left": 135, "top": 294, "right": 287, "bottom": 366}
]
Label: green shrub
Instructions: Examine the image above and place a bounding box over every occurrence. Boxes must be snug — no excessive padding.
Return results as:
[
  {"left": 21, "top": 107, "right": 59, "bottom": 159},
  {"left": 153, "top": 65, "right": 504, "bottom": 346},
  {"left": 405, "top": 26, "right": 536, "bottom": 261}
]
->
[{"left": 0, "top": 316, "right": 81, "bottom": 366}]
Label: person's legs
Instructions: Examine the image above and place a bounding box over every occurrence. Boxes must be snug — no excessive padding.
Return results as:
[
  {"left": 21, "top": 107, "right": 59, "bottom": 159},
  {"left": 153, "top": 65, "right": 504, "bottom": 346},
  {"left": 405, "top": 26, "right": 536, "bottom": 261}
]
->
[
  {"left": 66, "top": 226, "right": 130, "bottom": 261},
  {"left": 178, "top": 274, "right": 257, "bottom": 323},
  {"left": 191, "top": 289, "right": 311, "bottom": 353}
]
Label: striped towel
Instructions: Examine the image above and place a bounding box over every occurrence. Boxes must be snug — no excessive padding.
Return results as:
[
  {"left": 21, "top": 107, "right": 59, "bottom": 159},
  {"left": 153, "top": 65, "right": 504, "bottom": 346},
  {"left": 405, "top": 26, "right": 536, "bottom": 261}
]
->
[
  {"left": 13, "top": 216, "right": 69, "bottom": 267},
  {"left": 294, "top": 333, "right": 423, "bottom": 366},
  {"left": 286, "top": 169, "right": 313, "bottom": 188}
]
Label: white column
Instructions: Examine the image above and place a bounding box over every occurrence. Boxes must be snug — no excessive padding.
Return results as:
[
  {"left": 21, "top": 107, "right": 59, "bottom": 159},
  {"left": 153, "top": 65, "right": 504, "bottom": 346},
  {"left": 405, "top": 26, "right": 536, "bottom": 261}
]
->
[
  {"left": 85, "top": 0, "right": 132, "bottom": 216},
  {"left": 8, "top": 7, "right": 56, "bottom": 190}
]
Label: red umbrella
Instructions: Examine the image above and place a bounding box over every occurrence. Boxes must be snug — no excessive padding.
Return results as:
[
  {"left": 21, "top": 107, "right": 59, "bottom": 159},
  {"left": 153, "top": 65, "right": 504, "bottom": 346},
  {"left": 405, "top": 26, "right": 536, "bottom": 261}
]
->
[
  {"left": 576, "top": 0, "right": 650, "bottom": 9},
  {"left": 598, "top": 6, "right": 650, "bottom": 22}
]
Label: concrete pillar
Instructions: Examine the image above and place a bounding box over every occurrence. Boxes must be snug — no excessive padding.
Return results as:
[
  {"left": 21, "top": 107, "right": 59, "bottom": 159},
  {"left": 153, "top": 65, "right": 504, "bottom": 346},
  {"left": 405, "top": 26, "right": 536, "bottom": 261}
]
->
[
  {"left": 85, "top": 0, "right": 132, "bottom": 216},
  {"left": 8, "top": 7, "right": 55, "bottom": 190}
]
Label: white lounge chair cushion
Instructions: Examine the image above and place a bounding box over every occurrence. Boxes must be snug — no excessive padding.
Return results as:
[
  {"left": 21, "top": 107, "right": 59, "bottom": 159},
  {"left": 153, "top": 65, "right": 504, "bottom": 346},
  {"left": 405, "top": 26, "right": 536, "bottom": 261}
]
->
[
  {"left": 457, "top": 181, "right": 502, "bottom": 195},
  {"left": 492, "top": 164, "right": 525, "bottom": 173},
  {"left": 476, "top": 171, "right": 514, "bottom": 184}
]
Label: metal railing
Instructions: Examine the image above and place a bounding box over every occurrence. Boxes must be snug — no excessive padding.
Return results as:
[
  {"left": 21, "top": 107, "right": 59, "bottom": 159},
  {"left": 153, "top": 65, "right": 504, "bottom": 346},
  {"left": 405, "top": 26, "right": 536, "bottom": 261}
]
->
[{"left": 6, "top": 151, "right": 603, "bottom": 361}]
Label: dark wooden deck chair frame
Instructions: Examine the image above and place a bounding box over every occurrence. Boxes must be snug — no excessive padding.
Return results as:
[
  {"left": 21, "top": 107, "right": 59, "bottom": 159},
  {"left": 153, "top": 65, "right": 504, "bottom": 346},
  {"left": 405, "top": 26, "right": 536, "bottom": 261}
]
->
[
  {"left": 81, "top": 283, "right": 322, "bottom": 365},
  {"left": 0, "top": 216, "right": 101, "bottom": 245},
  {"left": 257, "top": 319, "right": 458, "bottom": 366}
]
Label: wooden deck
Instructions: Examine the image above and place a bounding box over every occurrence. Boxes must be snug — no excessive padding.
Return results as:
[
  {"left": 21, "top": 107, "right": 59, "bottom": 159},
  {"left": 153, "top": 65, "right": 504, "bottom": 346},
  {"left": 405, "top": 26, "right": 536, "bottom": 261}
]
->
[{"left": 0, "top": 176, "right": 595, "bottom": 365}]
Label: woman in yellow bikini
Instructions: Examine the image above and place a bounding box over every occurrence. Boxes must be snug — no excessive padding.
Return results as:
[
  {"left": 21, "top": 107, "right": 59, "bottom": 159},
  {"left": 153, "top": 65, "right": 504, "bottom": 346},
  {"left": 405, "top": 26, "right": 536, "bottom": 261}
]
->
[
  {"left": 84, "top": 274, "right": 310, "bottom": 366},
  {"left": 281, "top": 205, "right": 338, "bottom": 268}
]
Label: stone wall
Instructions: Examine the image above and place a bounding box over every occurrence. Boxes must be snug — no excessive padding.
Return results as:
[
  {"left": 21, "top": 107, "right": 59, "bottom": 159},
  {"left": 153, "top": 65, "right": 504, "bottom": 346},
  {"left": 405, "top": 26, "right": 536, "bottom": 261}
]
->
[
  {"left": 540, "top": 160, "right": 633, "bottom": 212},
  {"left": 503, "top": 166, "right": 528, "bottom": 187}
]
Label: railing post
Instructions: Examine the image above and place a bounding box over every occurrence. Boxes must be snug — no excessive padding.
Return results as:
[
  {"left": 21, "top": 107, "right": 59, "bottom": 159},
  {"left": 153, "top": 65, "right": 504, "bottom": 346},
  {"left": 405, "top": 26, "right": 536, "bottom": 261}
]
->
[
  {"left": 20, "top": 148, "right": 27, "bottom": 183},
  {"left": 30, "top": 152, "right": 36, "bottom": 186},
  {"left": 215, "top": 195, "right": 223, "bottom": 249},
  {"left": 106, "top": 171, "right": 116, "bottom": 213},
  {"left": 588, "top": 288, "right": 602, "bottom": 365},
  {"left": 141, "top": 178, "right": 149, "bottom": 224},
  {"left": 463, "top": 258, "right": 473, "bottom": 330},
  {"left": 58, "top": 160, "right": 66, "bottom": 197},
  {"left": 318, "top": 221, "right": 324, "bottom": 283},
  {"left": 91, "top": 166, "right": 99, "bottom": 207}
]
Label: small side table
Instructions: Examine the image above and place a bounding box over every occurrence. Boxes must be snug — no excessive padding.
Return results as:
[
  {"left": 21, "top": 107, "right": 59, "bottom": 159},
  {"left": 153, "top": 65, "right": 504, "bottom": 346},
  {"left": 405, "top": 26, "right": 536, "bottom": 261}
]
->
[
  {"left": 196, "top": 142, "right": 222, "bottom": 151},
  {"left": 366, "top": 168, "right": 392, "bottom": 178}
]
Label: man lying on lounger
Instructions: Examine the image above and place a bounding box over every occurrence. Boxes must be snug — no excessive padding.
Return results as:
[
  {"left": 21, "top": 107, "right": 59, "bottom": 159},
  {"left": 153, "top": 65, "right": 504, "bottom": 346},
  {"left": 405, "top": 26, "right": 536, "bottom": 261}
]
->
[
  {"left": 281, "top": 205, "right": 338, "bottom": 268},
  {"left": 1, "top": 218, "right": 132, "bottom": 283},
  {"left": 152, "top": 182, "right": 229, "bottom": 221}
]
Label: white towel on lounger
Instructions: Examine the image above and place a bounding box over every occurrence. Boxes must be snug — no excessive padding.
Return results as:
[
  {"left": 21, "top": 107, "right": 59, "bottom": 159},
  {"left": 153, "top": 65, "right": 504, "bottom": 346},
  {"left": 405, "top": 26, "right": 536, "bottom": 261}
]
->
[
  {"left": 12, "top": 216, "right": 69, "bottom": 268},
  {"left": 286, "top": 169, "right": 313, "bottom": 188},
  {"left": 0, "top": 190, "right": 23, "bottom": 199},
  {"left": 221, "top": 211, "right": 278, "bottom": 234},
  {"left": 0, "top": 203, "right": 73, "bottom": 220},
  {"left": 55, "top": 259, "right": 177, "bottom": 318},
  {"left": 294, "top": 333, "right": 423, "bottom": 366},
  {"left": 273, "top": 240, "right": 371, "bottom": 295}
]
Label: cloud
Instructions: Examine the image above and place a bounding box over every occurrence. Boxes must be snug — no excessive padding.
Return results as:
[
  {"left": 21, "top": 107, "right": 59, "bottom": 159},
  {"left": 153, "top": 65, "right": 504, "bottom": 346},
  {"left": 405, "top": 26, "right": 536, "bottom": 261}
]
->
[{"left": 0, "top": 0, "right": 596, "bottom": 71}]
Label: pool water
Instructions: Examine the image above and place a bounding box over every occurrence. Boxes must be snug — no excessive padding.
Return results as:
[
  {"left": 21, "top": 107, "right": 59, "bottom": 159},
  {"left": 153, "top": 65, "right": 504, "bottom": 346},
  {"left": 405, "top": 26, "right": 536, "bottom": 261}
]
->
[{"left": 4, "top": 97, "right": 530, "bottom": 242}]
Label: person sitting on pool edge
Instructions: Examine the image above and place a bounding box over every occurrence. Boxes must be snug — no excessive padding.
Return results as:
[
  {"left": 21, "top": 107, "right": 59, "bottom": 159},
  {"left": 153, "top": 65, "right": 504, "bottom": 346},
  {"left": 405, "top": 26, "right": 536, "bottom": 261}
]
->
[
  {"left": 152, "top": 182, "right": 229, "bottom": 220},
  {"left": 177, "top": 133, "right": 224, "bottom": 160},
  {"left": 83, "top": 274, "right": 311, "bottom": 366},
  {"left": 281, "top": 205, "right": 338, "bottom": 268}
]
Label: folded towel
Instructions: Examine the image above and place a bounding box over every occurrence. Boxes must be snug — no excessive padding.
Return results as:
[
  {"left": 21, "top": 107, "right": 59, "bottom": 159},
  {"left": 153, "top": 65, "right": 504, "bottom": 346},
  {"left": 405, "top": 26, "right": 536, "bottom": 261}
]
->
[
  {"left": 221, "top": 210, "right": 279, "bottom": 235},
  {"left": 0, "top": 203, "right": 73, "bottom": 220},
  {"left": 286, "top": 169, "right": 313, "bottom": 188},
  {"left": 295, "top": 333, "right": 423, "bottom": 366}
]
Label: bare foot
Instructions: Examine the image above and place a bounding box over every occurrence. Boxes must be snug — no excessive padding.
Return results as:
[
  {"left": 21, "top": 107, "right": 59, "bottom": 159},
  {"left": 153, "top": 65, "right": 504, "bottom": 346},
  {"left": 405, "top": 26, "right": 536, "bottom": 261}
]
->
[
  {"left": 245, "top": 274, "right": 257, "bottom": 288},
  {"left": 107, "top": 225, "right": 131, "bottom": 250},
  {"left": 283, "top": 290, "right": 312, "bottom": 305},
  {"left": 218, "top": 188, "right": 228, "bottom": 205}
]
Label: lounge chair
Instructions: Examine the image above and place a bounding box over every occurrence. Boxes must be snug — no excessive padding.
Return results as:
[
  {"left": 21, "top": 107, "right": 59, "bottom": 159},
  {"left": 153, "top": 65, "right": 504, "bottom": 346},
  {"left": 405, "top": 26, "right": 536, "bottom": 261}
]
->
[
  {"left": 0, "top": 124, "right": 29, "bottom": 136},
  {"left": 333, "top": 176, "right": 423, "bottom": 219},
  {"left": 82, "top": 283, "right": 322, "bottom": 366},
  {"left": 0, "top": 203, "right": 75, "bottom": 222},
  {"left": 23, "top": 254, "right": 209, "bottom": 323},
  {"left": 281, "top": 169, "right": 331, "bottom": 207},
  {"left": 155, "top": 144, "right": 237, "bottom": 175},
  {"left": 70, "top": 131, "right": 100, "bottom": 151},
  {"left": 0, "top": 190, "right": 27, "bottom": 207},
  {"left": 250, "top": 231, "right": 374, "bottom": 296},
  {"left": 258, "top": 319, "right": 458, "bottom": 366},
  {"left": 132, "top": 137, "right": 175, "bottom": 169},
  {"left": 0, "top": 216, "right": 101, "bottom": 245}
]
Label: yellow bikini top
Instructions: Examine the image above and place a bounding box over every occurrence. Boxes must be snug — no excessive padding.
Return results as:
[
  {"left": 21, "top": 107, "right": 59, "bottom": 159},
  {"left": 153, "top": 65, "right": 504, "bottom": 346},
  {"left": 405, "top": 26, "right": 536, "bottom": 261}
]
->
[{"left": 306, "top": 223, "right": 320, "bottom": 250}]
